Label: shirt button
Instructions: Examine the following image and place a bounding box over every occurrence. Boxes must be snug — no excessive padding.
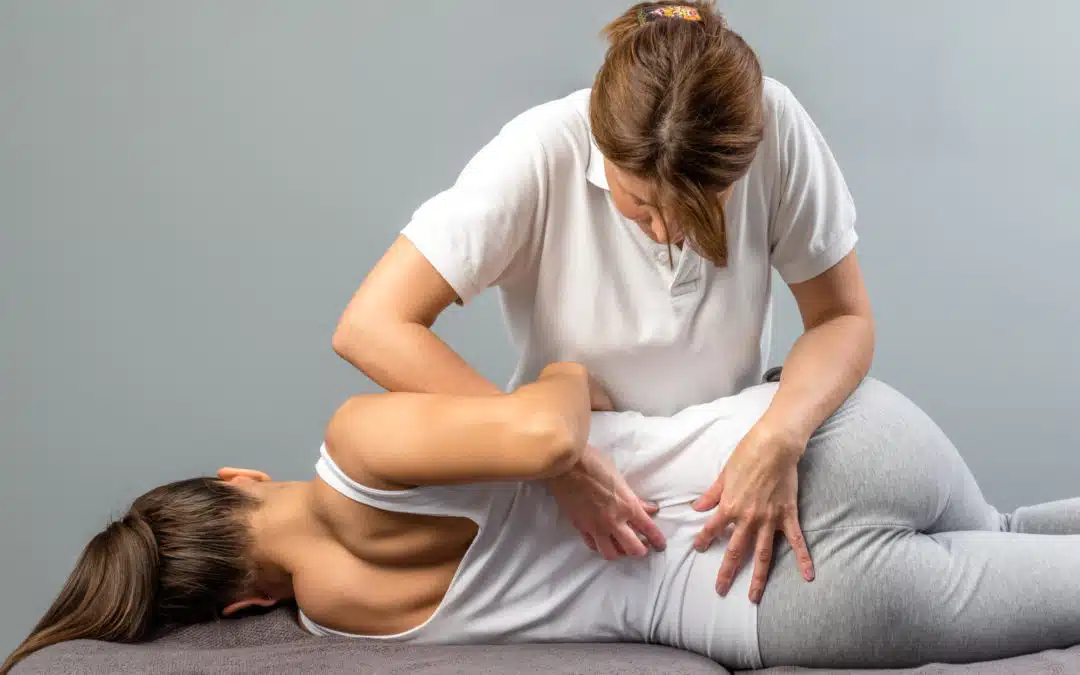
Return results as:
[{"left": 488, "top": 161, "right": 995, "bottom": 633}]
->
[{"left": 655, "top": 251, "right": 668, "bottom": 263}]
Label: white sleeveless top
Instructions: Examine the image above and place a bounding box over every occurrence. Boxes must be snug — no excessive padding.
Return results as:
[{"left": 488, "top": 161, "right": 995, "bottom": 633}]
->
[{"left": 300, "top": 383, "right": 780, "bottom": 670}]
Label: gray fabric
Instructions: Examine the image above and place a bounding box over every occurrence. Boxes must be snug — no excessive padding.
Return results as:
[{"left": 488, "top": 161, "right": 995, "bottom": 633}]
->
[
  {"left": 11, "top": 607, "right": 730, "bottom": 675},
  {"left": 758, "top": 378, "right": 1080, "bottom": 669},
  {"left": 12, "top": 605, "right": 1080, "bottom": 674}
]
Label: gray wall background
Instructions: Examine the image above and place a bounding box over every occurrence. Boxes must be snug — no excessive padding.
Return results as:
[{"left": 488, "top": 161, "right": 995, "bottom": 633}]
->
[{"left": 3, "top": 0, "right": 1079, "bottom": 655}]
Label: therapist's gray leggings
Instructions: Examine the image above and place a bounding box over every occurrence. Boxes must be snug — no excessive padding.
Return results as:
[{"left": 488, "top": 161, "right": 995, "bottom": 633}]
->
[{"left": 756, "top": 377, "right": 1080, "bottom": 669}]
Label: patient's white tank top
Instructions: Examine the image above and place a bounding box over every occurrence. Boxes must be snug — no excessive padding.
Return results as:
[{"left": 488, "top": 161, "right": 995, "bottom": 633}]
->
[{"left": 300, "top": 382, "right": 779, "bottom": 670}]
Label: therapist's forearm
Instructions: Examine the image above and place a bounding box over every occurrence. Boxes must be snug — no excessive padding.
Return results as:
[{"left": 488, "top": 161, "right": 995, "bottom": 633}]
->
[
  {"left": 757, "top": 314, "right": 875, "bottom": 453},
  {"left": 337, "top": 322, "right": 503, "bottom": 397}
]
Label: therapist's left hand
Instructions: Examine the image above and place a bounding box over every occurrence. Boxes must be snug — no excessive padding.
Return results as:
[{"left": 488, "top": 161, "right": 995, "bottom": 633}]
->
[{"left": 690, "top": 424, "right": 815, "bottom": 604}]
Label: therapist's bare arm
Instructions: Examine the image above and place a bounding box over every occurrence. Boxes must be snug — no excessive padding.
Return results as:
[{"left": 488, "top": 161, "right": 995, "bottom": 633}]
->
[{"left": 332, "top": 236, "right": 503, "bottom": 396}]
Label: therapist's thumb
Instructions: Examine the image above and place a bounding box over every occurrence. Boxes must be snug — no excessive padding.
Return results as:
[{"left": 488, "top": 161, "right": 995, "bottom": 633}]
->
[{"left": 692, "top": 475, "right": 724, "bottom": 512}]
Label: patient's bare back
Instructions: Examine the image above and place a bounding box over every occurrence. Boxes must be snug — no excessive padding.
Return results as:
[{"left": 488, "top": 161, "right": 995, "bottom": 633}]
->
[{"left": 290, "top": 477, "right": 477, "bottom": 636}]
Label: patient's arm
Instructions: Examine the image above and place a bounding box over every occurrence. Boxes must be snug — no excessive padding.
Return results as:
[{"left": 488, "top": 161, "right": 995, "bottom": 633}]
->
[{"left": 324, "top": 362, "right": 593, "bottom": 487}]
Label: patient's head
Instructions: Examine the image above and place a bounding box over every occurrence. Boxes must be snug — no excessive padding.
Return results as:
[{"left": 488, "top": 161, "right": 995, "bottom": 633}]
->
[{"left": 2, "top": 468, "right": 286, "bottom": 674}]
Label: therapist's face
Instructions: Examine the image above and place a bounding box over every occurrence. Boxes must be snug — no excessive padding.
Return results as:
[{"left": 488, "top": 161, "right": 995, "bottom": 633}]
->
[
  {"left": 604, "top": 161, "right": 733, "bottom": 247},
  {"left": 604, "top": 160, "right": 680, "bottom": 245}
]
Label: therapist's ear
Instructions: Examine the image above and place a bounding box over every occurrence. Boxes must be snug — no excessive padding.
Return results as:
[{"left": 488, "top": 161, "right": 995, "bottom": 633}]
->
[{"left": 217, "top": 467, "right": 272, "bottom": 484}]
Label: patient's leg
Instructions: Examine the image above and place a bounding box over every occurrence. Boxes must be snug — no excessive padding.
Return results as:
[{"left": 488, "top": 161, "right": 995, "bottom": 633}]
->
[
  {"left": 754, "top": 377, "right": 1080, "bottom": 668},
  {"left": 759, "top": 525, "right": 1080, "bottom": 668},
  {"left": 778, "top": 377, "right": 1080, "bottom": 537}
]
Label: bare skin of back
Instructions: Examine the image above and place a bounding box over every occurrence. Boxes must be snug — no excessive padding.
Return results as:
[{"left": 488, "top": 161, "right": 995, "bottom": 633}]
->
[{"left": 297, "top": 478, "right": 479, "bottom": 635}]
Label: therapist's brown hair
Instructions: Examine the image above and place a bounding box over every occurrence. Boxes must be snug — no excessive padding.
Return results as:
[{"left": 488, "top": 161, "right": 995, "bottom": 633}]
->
[{"left": 590, "top": 1, "right": 765, "bottom": 266}]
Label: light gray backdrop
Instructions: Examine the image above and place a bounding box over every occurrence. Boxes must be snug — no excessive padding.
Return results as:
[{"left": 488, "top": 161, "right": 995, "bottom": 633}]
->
[{"left": 2, "top": 0, "right": 1079, "bottom": 655}]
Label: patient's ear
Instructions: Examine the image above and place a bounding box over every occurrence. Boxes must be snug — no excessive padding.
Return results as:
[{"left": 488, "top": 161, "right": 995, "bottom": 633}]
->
[
  {"left": 217, "top": 467, "right": 272, "bottom": 484},
  {"left": 221, "top": 595, "right": 279, "bottom": 617}
]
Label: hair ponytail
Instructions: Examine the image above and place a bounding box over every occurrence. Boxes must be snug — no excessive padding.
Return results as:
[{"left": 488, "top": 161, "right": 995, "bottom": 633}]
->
[
  {"left": 3, "top": 477, "right": 258, "bottom": 674},
  {"left": 1, "top": 516, "right": 159, "bottom": 674}
]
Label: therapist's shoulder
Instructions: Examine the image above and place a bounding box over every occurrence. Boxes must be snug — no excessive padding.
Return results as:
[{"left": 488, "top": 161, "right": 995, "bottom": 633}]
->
[
  {"left": 761, "top": 76, "right": 795, "bottom": 116},
  {"left": 757, "top": 76, "right": 837, "bottom": 155},
  {"left": 491, "top": 89, "right": 595, "bottom": 172},
  {"left": 757, "top": 77, "right": 805, "bottom": 145},
  {"left": 745, "top": 76, "right": 836, "bottom": 185}
]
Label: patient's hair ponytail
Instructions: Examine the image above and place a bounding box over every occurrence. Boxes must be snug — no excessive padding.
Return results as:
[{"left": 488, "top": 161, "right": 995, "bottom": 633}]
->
[
  {"left": 2, "top": 478, "right": 258, "bottom": 674},
  {"left": 1, "top": 516, "right": 158, "bottom": 674}
]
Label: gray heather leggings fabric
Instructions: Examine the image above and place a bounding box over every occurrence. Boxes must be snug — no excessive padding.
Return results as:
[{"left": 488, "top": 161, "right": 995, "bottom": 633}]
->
[{"left": 755, "top": 377, "right": 1080, "bottom": 669}]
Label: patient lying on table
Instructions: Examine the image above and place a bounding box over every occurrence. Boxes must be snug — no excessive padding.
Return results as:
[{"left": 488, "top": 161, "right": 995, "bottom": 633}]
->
[{"left": 6, "top": 364, "right": 1080, "bottom": 673}]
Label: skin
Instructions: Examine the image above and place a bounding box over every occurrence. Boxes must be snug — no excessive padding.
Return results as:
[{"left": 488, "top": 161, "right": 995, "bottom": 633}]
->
[
  {"left": 605, "top": 161, "right": 875, "bottom": 603},
  {"left": 220, "top": 363, "right": 601, "bottom": 631}
]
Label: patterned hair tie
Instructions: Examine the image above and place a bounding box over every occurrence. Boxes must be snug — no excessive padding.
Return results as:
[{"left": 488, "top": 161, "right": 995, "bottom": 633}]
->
[{"left": 636, "top": 5, "right": 704, "bottom": 25}]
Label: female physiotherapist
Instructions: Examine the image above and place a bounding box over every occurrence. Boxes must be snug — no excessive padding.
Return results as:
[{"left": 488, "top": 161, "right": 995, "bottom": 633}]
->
[{"left": 332, "top": 2, "right": 874, "bottom": 605}]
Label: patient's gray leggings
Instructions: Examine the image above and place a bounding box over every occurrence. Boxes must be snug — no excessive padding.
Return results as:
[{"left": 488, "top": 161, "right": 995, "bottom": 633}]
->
[{"left": 756, "top": 378, "right": 1080, "bottom": 669}]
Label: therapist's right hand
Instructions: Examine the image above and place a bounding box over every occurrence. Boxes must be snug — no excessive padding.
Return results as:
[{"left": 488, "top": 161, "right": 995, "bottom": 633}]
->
[{"left": 545, "top": 445, "right": 667, "bottom": 560}]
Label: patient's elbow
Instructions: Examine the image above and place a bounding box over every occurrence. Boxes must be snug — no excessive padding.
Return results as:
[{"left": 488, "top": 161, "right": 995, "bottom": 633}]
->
[
  {"left": 331, "top": 319, "right": 359, "bottom": 359},
  {"left": 332, "top": 307, "right": 382, "bottom": 363}
]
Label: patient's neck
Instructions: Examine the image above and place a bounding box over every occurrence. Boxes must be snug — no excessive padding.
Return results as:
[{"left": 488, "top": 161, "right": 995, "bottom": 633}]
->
[{"left": 247, "top": 482, "right": 320, "bottom": 589}]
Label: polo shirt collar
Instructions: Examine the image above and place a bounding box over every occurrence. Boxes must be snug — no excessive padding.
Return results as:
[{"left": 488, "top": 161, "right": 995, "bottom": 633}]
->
[{"left": 586, "top": 135, "right": 610, "bottom": 191}]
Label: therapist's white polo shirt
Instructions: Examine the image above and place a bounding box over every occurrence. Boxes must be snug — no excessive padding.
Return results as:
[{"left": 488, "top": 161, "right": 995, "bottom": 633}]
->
[{"left": 402, "top": 77, "right": 857, "bottom": 416}]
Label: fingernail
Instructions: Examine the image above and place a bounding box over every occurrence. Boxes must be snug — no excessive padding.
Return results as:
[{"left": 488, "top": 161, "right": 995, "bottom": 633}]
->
[
  {"left": 750, "top": 589, "right": 762, "bottom": 604},
  {"left": 805, "top": 569, "right": 816, "bottom": 582},
  {"left": 716, "top": 584, "right": 728, "bottom": 596}
]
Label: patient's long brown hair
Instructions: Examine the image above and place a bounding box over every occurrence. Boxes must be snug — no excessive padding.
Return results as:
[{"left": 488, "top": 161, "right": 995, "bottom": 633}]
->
[
  {"left": 590, "top": 1, "right": 766, "bottom": 265},
  {"left": 1, "top": 478, "right": 257, "bottom": 674}
]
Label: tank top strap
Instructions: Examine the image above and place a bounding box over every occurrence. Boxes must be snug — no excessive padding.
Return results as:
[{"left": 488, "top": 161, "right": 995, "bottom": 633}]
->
[{"left": 314, "top": 444, "right": 487, "bottom": 520}]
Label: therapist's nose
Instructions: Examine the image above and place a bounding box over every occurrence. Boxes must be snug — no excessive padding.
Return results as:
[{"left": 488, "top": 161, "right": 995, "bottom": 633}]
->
[{"left": 644, "top": 219, "right": 682, "bottom": 246}]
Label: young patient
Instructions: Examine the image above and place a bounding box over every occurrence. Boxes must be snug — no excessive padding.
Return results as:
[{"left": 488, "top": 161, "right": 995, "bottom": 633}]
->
[{"left": 8, "top": 363, "right": 1080, "bottom": 673}]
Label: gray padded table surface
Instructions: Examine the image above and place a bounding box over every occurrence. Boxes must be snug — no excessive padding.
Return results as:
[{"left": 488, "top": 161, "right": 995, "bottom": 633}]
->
[{"left": 13, "top": 607, "right": 1080, "bottom": 674}]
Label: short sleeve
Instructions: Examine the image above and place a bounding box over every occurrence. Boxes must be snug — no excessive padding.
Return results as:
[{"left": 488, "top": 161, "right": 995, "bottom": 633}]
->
[
  {"left": 401, "top": 120, "right": 547, "bottom": 305},
  {"left": 768, "top": 85, "right": 858, "bottom": 285}
]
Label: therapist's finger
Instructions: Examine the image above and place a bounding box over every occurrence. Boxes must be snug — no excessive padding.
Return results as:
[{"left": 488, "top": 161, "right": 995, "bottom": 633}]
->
[
  {"left": 595, "top": 535, "right": 621, "bottom": 561},
  {"left": 693, "top": 472, "right": 725, "bottom": 512},
  {"left": 629, "top": 507, "right": 667, "bottom": 551},
  {"left": 613, "top": 522, "right": 648, "bottom": 558},
  {"left": 582, "top": 534, "right": 599, "bottom": 554},
  {"left": 694, "top": 506, "right": 733, "bottom": 552},
  {"left": 782, "top": 513, "right": 815, "bottom": 582},
  {"left": 748, "top": 525, "right": 775, "bottom": 604},
  {"left": 714, "top": 523, "right": 751, "bottom": 596},
  {"left": 639, "top": 498, "right": 660, "bottom": 515}
]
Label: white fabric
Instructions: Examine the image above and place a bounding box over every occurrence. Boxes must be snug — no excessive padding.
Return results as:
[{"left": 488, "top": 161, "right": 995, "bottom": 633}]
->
[
  {"left": 401, "top": 78, "right": 857, "bottom": 416},
  {"left": 299, "top": 382, "right": 782, "bottom": 670}
]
